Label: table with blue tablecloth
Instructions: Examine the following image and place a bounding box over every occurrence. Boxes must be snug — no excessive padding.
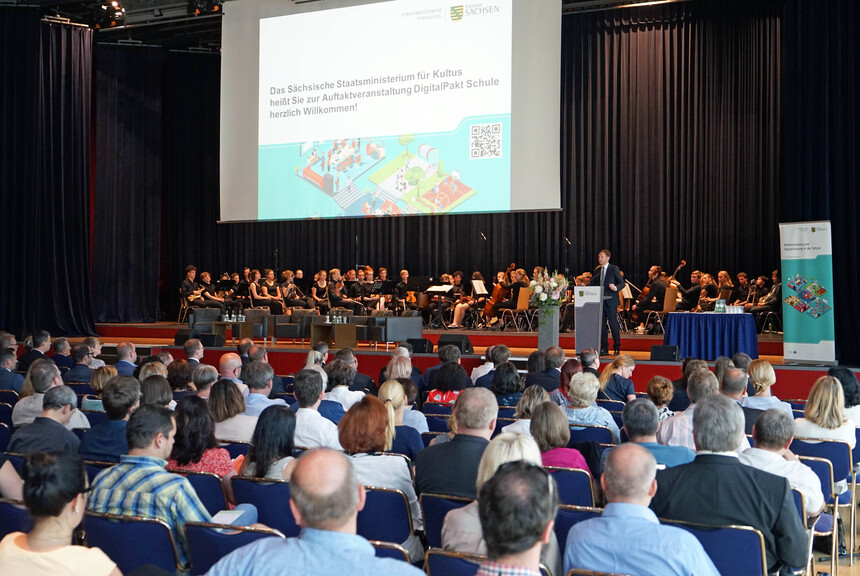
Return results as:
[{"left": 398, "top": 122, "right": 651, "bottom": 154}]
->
[{"left": 663, "top": 312, "right": 758, "bottom": 361}]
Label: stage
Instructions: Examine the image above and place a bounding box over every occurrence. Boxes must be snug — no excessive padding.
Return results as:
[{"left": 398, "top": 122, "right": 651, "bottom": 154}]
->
[{"left": 88, "top": 322, "right": 832, "bottom": 401}]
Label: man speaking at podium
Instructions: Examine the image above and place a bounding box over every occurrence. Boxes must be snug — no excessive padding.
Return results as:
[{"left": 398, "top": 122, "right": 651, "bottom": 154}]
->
[{"left": 590, "top": 249, "right": 625, "bottom": 356}]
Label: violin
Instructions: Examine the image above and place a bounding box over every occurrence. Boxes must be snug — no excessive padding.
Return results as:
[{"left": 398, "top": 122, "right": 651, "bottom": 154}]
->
[
  {"left": 406, "top": 291, "right": 417, "bottom": 305},
  {"left": 483, "top": 263, "right": 515, "bottom": 320}
]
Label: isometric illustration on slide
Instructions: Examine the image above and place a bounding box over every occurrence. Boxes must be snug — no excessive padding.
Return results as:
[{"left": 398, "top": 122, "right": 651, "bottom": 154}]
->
[{"left": 784, "top": 273, "right": 832, "bottom": 319}]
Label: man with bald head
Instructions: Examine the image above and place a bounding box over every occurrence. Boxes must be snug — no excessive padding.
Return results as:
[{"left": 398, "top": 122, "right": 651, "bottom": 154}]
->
[
  {"left": 207, "top": 449, "right": 424, "bottom": 576},
  {"left": 565, "top": 443, "right": 718, "bottom": 576},
  {"left": 114, "top": 341, "right": 137, "bottom": 376},
  {"left": 218, "top": 352, "right": 248, "bottom": 397}
]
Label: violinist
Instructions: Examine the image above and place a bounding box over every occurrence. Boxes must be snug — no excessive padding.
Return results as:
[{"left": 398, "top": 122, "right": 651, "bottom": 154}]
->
[
  {"left": 449, "top": 271, "right": 486, "bottom": 329},
  {"left": 630, "top": 265, "right": 666, "bottom": 331},
  {"left": 281, "top": 269, "right": 311, "bottom": 309},
  {"left": 491, "top": 268, "right": 529, "bottom": 327},
  {"left": 328, "top": 268, "right": 365, "bottom": 314}
]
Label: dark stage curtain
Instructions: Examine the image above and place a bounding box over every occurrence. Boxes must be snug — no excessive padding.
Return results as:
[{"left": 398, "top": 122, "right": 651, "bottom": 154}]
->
[
  {"left": 91, "top": 44, "right": 163, "bottom": 322},
  {"left": 782, "top": 0, "right": 859, "bottom": 364},
  {"left": 0, "top": 8, "right": 95, "bottom": 337}
]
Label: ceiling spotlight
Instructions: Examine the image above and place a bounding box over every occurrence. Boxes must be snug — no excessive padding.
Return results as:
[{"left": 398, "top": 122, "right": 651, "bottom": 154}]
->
[
  {"left": 188, "top": 0, "right": 222, "bottom": 15},
  {"left": 92, "top": 0, "right": 126, "bottom": 29}
]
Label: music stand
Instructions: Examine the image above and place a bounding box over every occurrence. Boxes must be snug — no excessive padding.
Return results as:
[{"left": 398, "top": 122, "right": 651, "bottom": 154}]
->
[
  {"left": 471, "top": 280, "right": 488, "bottom": 297},
  {"left": 426, "top": 285, "right": 453, "bottom": 329},
  {"left": 371, "top": 280, "right": 398, "bottom": 311}
]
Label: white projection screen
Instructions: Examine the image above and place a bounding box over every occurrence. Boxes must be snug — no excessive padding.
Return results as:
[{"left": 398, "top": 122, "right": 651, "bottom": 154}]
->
[{"left": 220, "top": 0, "right": 561, "bottom": 222}]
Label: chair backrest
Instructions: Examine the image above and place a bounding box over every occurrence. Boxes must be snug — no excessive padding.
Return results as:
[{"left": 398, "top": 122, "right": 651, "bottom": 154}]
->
[
  {"left": 370, "top": 540, "right": 411, "bottom": 562},
  {"left": 790, "top": 438, "right": 852, "bottom": 483},
  {"left": 568, "top": 425, "right": 613, "bottom": 445},
  {"left": 427, "top": 416, "right": 451, "bottom": 433},
  {"left": 67, "top": 383, "right": 96, "bottom": 396},
  {"left": 356, "top": 486, "right": 414, "bottom": 543},
  {"left": 84, "top": 460, "right": 116, "bottom": 484},
  {"left": 231, "top": 476, "right": 300, "bottom": 537},
  {"left": 0, "top": 403, "right": 13, "bottom": 427},
  {"left": 717, "top": 287, "right": 733, "bottom": 302},
  {"left": 0, "top": 392, "right": 19, "bottom": 407},
  {"left": 661, "top": 519, "right": 767, "bottom": 576},
  {"left": 595, "top": 399, "right": 625, "bottom": 412},
  {"left": 0, "top": 423, "right": 9, "bottom": 453},
  {"left": 82, "top": 409, "right": 108, "bottom": 427},
  {"left": 791, "top": 489, "right": 807, "bottom": 529},
  {"left": 663, "top": 285, "right": 679, "bottom": 313},
  {"left": 424, "top": 402, "right": 453, "bottom": 416},
  {"left": 425, "top": 548, "right": 483, "bottom": 576},
  {"left": 554, "top": 504, "right": 603, "bottom": 551},
  {"left": 0, "top": 499, "right": 33, "bottom": 539},
  {"left": 493, "top": 417, "right": 517, "bottom": 437},
  {"left": 567, "top": 569, "right": 636, "bottom": 576},
  {"left": 220, "top": 441, "right": 251, "bottom": 459},
  {"left": 546, "top": 467, "right": 594, "bottom": 507},
  {"left": 421, "top": 432, "right": 445, "bottom": 447},
  {"left": 185, "top": 521, "right": 285, "bottom": 574},
  {"left": 515, "top": 287, "right": 531, "bottom": 312},
  {"left": 420, "top": 492, "right": 473, "bottom": 548},
  {"left": 84, "top": 511, "right": 182, "bottom": 575},
  {"left": 184, "top": 471, "right": 229, "bottom": 515},
  {"left": 797, "top": 455, "right": 835, "bottom": 501},
  {"left": 4, "top": 452, "right": 23, "bottom": 474},
  {"left": 497, "top": 407, "right": 516, "bottom": 418}
]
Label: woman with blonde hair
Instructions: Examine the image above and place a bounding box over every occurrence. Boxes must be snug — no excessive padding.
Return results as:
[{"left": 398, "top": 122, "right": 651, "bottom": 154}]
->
[
  {"left": 441, "top": 433, "right": 562, "bottom": 576},
  {"left": 81, "top": 365, "right": 118, "bottom": 412},
  {"left": 137, "top": 360, "right": 167, "bottom": 381},
  {"left": 597, "top": 354, "right": 636, "bottom": 403},
  {"left": 501, "top": 385, "right": 549, "bottom": 436},
  {"left": 794, "top": 376, "right": 856, "bottom": 447},
  {"left": 378, "top": 379, "right": 424, "bottom": 460},
  {"left": 564, "top": 372, "right": 620, "bottom": 443},
  {"left": 741, "top": 359, "right": 793, "bottom": 417}
]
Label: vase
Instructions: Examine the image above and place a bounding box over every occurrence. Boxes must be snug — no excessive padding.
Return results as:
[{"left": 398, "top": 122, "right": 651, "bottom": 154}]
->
[{"left": 537, "top": 304, "right": 560, "bottom": 351}]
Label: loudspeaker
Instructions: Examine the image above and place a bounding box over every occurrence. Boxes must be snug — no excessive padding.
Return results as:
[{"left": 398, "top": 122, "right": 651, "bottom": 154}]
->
[
  {"left": 407, "top": 338, "right": 433, "bottom": 354},
  {"left": 174, "top": 329, "right": 192, "bottom": 346},
  {"left": 437, "top": 334, "right": 473, "bottom": 355},
  {"left": 650, "top": 344, "right": 680, "bottom": 362},
  {"left": 199, "top": 333, "right": 226, "bottom": 348}
]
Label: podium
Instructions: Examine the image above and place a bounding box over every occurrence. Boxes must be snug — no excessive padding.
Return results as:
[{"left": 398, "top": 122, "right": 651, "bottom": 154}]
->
[{"left": 574, "top": 286, "right": 603, "bottom": 354}]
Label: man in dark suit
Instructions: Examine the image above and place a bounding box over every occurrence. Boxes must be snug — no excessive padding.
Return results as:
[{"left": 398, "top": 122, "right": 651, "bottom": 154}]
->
[
  {"left": 579, "top": 348, "right": 601, "bottom": 379},
  {"left": 524, "top": 346, "right": 565, "bottom": 393},
  {"left": 649, "top": 394, "right": 807, "bottom": 574},
  {"left": 589, "top": 249, "right": 625, "bottom": 355},
  {"left": 475, "top": 345, "right": 511, "bottom": 389},
  {"left": 333, "top": 348, "right": 374, "bottom": 394},
  {"left": 62, "top": 344, "right": 94, "bottom": 384},
  {"left": 424, "top": 345, "right": 461, "bottom": 388},
  {"left": 415, "top": 387, "right": 498, "bottom": 499},
  {"left": 184, "top": 338, "right": 204, "bottom": 371},
  {"left": 0, "top": 349, "right": 24, "bottom": 393},
  {"left": 17, "top": 330, "right": 51, "bottom": 374},
  {"left": 114, "top": 341, "right": 137, "bottom": 376}
]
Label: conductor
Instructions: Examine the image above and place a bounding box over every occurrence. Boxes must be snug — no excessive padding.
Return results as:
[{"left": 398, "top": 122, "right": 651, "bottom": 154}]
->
[{"left": 589, "top": 249, "right": 625, "bottom": 356}]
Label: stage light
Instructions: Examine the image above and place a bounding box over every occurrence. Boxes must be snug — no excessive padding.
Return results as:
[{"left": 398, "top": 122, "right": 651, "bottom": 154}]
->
[
  {"left": 188, "top": 0, "right": 222, "bottom": 15},
  {"left": 93, "top": 0, "right": 126, "bottom": 29}
]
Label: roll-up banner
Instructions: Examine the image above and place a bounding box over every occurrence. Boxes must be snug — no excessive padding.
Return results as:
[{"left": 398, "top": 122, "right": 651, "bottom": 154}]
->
[{"left": 779, "top": 221, "right": 836, "bottom": 365}]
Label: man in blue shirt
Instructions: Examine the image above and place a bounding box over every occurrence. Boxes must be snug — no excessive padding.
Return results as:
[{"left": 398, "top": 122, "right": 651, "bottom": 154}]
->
[
  {"left": 79, "top": 375, "right": 140, "bottom": 462},
  {"left": 565, "top": 443, "right": 719, "bottom": 576},
  {"left": 207, "top": 448, "right": 424, "bottom": 576},
  {"left": 242, "top": 361, "right": 286, "bottom": 417}
]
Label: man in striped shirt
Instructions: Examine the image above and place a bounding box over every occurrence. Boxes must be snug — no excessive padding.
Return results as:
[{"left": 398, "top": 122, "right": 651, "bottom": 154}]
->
[{"left": 87, "top": 404, "right": 211, "bottom": 569}]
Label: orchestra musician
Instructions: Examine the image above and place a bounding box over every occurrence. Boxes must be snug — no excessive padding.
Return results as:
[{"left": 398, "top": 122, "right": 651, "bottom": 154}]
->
[
  {"left": 251, "top": 268, "right": 285, "bottom": 314},
  {"left": 348, "top": 269, "right": 366, "bottom": 300},
  {"left": 327, "top": 268, "right": 365, "bottom": 314},
  {"left": 746, "top": 270, "right": 782, "bottom": 319},
  {"left": 393, "top": 269, "right": 417, "bottom": 311},
  {"left": 673, "top": 270, "right": 703, "bottom": 311},
  {"left": 696, "top": 273, "right": 719, "bottom": 311},
  {"left": 280, "top": 269, "right": 311, "bottom": 309},
  {"left": 589, "top": 249, "right": 625, "bottom": 355},
  {"left": 197, "top": 271, "right": 227, "bottom": 314},
  {"left": 733, "top": 272, "right": 752, "bottom": 305},
  {"left": 491, "top": 268, "right": 528, "bottom": 328},
  {"left": 449, "top": 271, "right": 486, "bottom": 329},
  {"left": 630, "top": 265, "right": 666, "bottom": 331},
  {"left": 181, "top": 265, "right": 223, "bottom": 312}
]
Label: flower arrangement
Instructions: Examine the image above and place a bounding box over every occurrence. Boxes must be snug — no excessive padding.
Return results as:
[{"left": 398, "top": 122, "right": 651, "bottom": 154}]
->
[{"left": 529, "top": 268, "right": 569, "bottom": 318}]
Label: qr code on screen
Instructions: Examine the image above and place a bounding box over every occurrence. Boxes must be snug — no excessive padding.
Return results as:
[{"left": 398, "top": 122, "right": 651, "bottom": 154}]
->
[{"left": 470, "top": 123, "right": 502, "bottom": 159}]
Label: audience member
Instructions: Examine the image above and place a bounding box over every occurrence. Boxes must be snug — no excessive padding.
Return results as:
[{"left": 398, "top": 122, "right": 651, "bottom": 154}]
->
[
  {"left": 475, "top": 344, "right": 511, "bottom": 389},
  {"left": 17, "top": 330, "right": 51, "bottom": 374},
  {"left": 292, "top": 369, "right": 342, "bottom": 450},
  {"left": 52, "top": 338, "right": 75, "bottom": 372},
  {"left": 656, "top": 368, "right": 719, "bottom": 450},
  {"left": 79, "top": 376, "right": 140, "bottom": 462},
  {"left": 192, "top": 364, "right": 219, "bottom": 400},
  {"left": 794, "top": 375, "right": 856, "bottom": 449},
  {"left": 713, "top": 355, "right": 735, "bottom": 385},
  {"left": 397, "top": 377, "right": 429, "bottom": 434},
  {"left": 242, "top": 361, "right": 286, "bottom": 416},
  {"left": 605, "top": 399, "right": 694, "bottom": 470},
  {"left": 427, "top": 361, "right": 470, "bottom": 404},
  {"left": 562, "top": 372, "right": 620, "bottom": 443},
  {"left": 140, "top": 375, "right": 174, "bottom": 409},
  {"left": 491, "top": 362, "right": 523, "bottom": 407},
  {"left": 184, "top": 338, "right": 204, "bottom": 370},
  {"left": 741, "top": 359, "right": 793, "bottom": 417},
  {"left": 565, "top": 443, "right": 718, "bottom": 576},
  {"left": 597, "top": 354, "right": 636, "bottom": 402},
  {"left": 218, "top": 352, "right": 249, "bottom": 397},
  {"left": 138, "top": 359, "right": 167, "bottom": 382},
  {"left": 668, "top": 358, "right": 706, "bottom": 412},
  {"left": 8, "top": 386, "right": 80, "bottom": 454},
  {"left": 11, "top": 359, "right": 89, "bottom": 430},
  {"left": 333, "top": 347, "right": 374, "bottom": 393},
  {"left": 525, "top": 346, "right": 564, "bottom": 393},
  {"left": 645, "top": 375, "right": 674, "bottom": 421},
  {"left": 379, "top": 344, "right": 425, "bottom": 391},
  {"left": 503, "top": 385, "right": 549, "bottom": 436},
  {"left": 721, "top": 367, "right": 762, "bottom": 433},
  {"left": 324, "top": 359, "right": 364, "bottom": 411},
  {"left": 242, "top": 405, "right": 298, "bottom": 481},
  {"left": 830, "top": 366, "right": 860, "bottom": 426},
  {"left": 113, "top": 341, "right": 137, "bottom": 376},
  {"left": 471, "top": 346, "right": 495, "bottom": 384},
  {"left": 81, "top": 365, "right": 117, "bottom": 412},
  {"left": 378, "top": 379, "right": 424, "bottom": 461},
  {"left": 549, "top": 358, "right": 581, "bottom": 407},
  {"left": 579, "top": 348, "right": 600, "bottom": 379},
  {"left": 84, "top": 337, "right": 105, "bottom": 370},
  {"left": 425, "top": 345, "right": 461, "bottom": 387},
  {"left": 0, "top": 349, "right": 24, "bottom": 393},
  {"left": 166, "top": 358, "right": 195, "bottom": 395},
  {"left": 210, "top": 378, "right": 257, "bottom": 442},
  {"left": 530, "top": 402, "right": 589, "bottom": 473}
]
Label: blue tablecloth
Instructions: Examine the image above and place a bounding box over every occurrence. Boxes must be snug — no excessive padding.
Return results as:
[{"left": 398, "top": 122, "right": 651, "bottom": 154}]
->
[{"left": 663, "top": 312, "right": 758, "bottom": 361}]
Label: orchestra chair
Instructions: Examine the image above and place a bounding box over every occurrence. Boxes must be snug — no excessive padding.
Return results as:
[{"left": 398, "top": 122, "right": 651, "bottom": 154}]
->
[
  {"left": 660, "top": 518, "right": 767, "bottom": 576},
  {"left": 797, "top": 455, "right": 839, "bottom": 576},
  {"left": 499, "top": 288, "right": 533, "bottom": 332},
  {"left": 546, "top": 467, "right": 595, "bottom": 507},
  {"left": 643, "top": 285, "right": 678, "bottom": 335},
  {"left": 0, "top": 423, "right": 9, "bottom": 453},
  {"left": 791, "top": 489, "right": 817, "bottom": 576},
  {"left": 567, "top": 570, "right": 635, "bottom": 576},
  {"left": 0, "top": 499, "right": 32, "bottom": 539},
  {"left": 219, "top": 440, "right": 251, "bottom": 459},
  {"left": 567, "top": 424, "right": 614, "bottom": 445},
  {"left": 554, "top": 504, "right": 602, "bottom": 552},
  {"left": 83, "top": 460, "right": 115, "bottom": 484},
  {"left": 84, "top": 511, "right": 182, "bottom": 575},
  {"left": 616, "top": 290, "right": 632, "bottom": 334},
  {"left": 370, "top": 540, "right": 411, "bottom": 562},
  {"left": 178, "top": 288, "right": 190, "bottom": 323},
  {"left": 419, "top": 492, "right": 472, "bottom": 548},
  {"left": 231, "top": 476, "right": 300, "bottom": 537},
  {"left": 759, "top": 310, "right": 782, "bottom": 334},
  {"left": 423, "top": 402, "right": 453, "bottom": 417},
  {"left": 718, "top": 287, "right": 734, "bottom": 302},
  {"left": 182, "top": 470, "right": 229, "bottom": 516},
  {"left": 356, "top": 486, "right": 414, "bottom": 544},
  {"left": 791, "top": 438, "right": 855, "bottom": 566},
  {"left": 595, "top": 399, "right": 625, "bottom": 412},
  {"left": 185, "top": 521, "right": 285, "bottom": 574},
  {"left": 0, "top": 392, "right": 19, "bottom": 407}
]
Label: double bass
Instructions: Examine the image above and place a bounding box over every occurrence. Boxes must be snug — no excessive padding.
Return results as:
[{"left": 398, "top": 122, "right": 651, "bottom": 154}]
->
[{"left": 483, "top": 263, "right": 516, "bottom": 319}]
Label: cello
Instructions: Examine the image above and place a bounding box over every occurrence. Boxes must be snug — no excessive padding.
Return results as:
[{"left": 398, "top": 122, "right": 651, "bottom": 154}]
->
[
  {"left": 631, "top": 260, "right": 685, "bottom": 325},
  {"left": 483, "top": 263, "right": 516, "bottom": 320}
]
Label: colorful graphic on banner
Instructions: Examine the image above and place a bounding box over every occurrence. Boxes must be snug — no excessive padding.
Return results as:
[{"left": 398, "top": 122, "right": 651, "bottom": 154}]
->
[{"left": 779, "top": 221, "right": 835, "bottom": 364}]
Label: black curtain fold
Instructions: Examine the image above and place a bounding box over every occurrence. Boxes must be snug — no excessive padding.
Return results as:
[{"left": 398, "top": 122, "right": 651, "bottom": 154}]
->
[{"left": 0, "top": 8, "right": 95, "bottom": 337}]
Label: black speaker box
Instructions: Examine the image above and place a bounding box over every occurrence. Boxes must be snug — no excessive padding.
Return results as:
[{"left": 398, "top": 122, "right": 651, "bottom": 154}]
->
[
  {"left": 199, "top": 333, "right": 226, "bottom": 348},
  {"left": 650, "top": 344, "right": 680, "bottom": 362},
  {"left": 437, "top": 334, "right": 473, "bottom": 355},
  {"left": 407, "top": 338, "right": 433, "bottom": 354},
  {"left": 173, "top": 329, "right": 192, "bottom": 346}
]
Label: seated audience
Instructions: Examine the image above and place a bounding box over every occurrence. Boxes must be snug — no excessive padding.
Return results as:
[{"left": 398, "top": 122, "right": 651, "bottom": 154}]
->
[
  {"left": 524, "top": 346, "right": 564, "bottom": 393},
  {"left": 78, "top": 376, "right": 140, "bottom": 462},
  {"left": 503, "top": 385, "right": 549, "bottom": 436},
  {"left": 292, "top": 369, "right": 342, "bottom": 450},
  {"left": 140, "top": 375, "right": 174, "bottom": 409},
  {"left": 167, "top": 359, "right": 195, "bottom": 395},
  {"left": 52, "top": 337, "right": 75, "bottom": 372},
  {"left": 242, "top": 361, "right": 286, "bottom": 416},
  {"left": 649, "top": 395, "right": 808, "bottom": 574},
  {"left": 741, "top": 359, "right": 793, "bottom": 417},
  {"left": 645, "top": 375, "right": 674, "bottom": 421},
  {"left": 656, "top": 368, "right": 720, "bottom": 450},
  {"left": 424, "top": 345, "right": 461, "bottom": 388},
  {"left": 0, "top": 453, "right": 119, "bottom": 576},
  {"left": 721, "top": 367, "right": 763, "bottom": 434},
  {"left": 475, "top": 344, "right": 512, "bottom": 389},
  {"left": 713, "top": 355, "right": 735, "bottom": 385},
  {"left": 794, "top": 375, "right": 856, "bottom": 454},
  {"left": 137, "top": 359, "right": 167, "bottom": 382},
  {"left": 206, "top": 449, "right": 424, "bottom": 576},
  {"left": 339, "top": 395, "right": 423, "bottom": 562},
  {"left": 323, "top": 359, "right": 365, "bottom": 411},
  {"left": 61, "top": 343, "right": 92, "bottom": 383},
  {"left": 549, "top": 358, "right": 581, "bottom": 407},
  {"left": 113, "top": 341, "right": 137, "bottom": 376},
  {"left": 471, "top": 346, "right": 495, "bottom": 384},
  {"left": 333, "top": 348, "right": 374, "bottom": 393},
  {"left": 0, "top": 349, "right": 24, "bottom": 393},
  {"left": 166, "top": 395, "right": 237, "bottom": 504},
  {"left": 17, "top": 330, "right": 51, "bottom": 374},
  {"left": 604, "top": 399, "right": 694, "bottom": 471},
  {"left": 192, "top": 364, "right": 219, "bottom": 400},
  {"left": 84, "top": 337, "right": 106, "bottom": 370},
  {"left": 491, "top": 362, "right": 524, "bottom": 407},
  {"left": 416, "top": 387, "right": 498, "bottom": 498},
  {"left": 81, "top": 365, "right": 117, "bottom": 412},
  {"left": 210, "top": 378, "right": 257, "bottom": 442},
  {"left": 396, "top": 377, "right": 429, "bottom": 434},
  {"left": 426, "top": 361, "right": 470, "bottom": 405},
  {"left": 530, "top": 402, "right": 589, "bottom": 473},
  {"left": 442, "top": 433, "right": 562, "bottom": 576},
  {"left": 562, "top": 372, "right": 620, "bottom": 443},
  {"left": 242, "top": 405, "right": 298, "bottom": 481},
  {"left": 667, "top": 358, "right": 707, "bottom": 412},
  {"left": 738, "top": 408, "right": 825, "bottom": 518},
  {"left": 597, "top": 354, "right": 636, "bottom": 402},
  {"left": 8, "top": 386, "right": 80, "bottom": 454},
  {"left": 378, "top": 379, "right": 424, "bottom": 461},
  {"left": 828, "top": 366, "right": 860, "bottom": 426},
  {"left": 564, "top": 443, "right": 718, "bottom": 576},
  {"left": 12, "top": 359, "right": 90, "bottom": 430}
]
